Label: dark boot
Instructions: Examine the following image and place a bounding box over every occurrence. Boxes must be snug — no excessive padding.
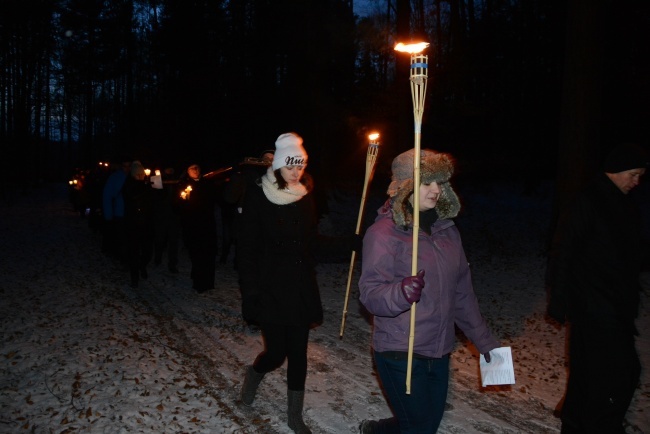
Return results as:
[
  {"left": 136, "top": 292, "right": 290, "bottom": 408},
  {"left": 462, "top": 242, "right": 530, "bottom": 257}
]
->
[
  {"left": 240, "top": 365, "right": 265, "bottom": 406},
  {"left": 287, "top": 389, "right": 311, "bottom": 434},
  {"left": 359, "top": 419, "right": 378, "bottom": 433},
  {"left": 359, "top": 418, "right": 396, "bottom": 433}
]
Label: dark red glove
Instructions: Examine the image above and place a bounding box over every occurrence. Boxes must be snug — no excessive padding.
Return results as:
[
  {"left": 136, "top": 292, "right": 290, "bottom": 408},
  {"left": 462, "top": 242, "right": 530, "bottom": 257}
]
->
[{"left": 401, "top": 270, "right": 425, "bottom": 304}]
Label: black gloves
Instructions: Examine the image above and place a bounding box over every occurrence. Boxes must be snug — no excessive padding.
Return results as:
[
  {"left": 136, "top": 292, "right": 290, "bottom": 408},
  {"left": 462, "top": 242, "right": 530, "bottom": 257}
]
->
[
  {"left": 483, "top": 352, "right": 492, "bottom": 363},
  {"left": 401, "top": 270, "right": 425, "bottom": 304}
]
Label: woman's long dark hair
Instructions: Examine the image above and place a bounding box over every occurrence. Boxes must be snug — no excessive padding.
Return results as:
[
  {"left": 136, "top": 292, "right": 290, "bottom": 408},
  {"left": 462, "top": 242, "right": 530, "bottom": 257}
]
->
[{"left": 273, "top": 168, "right": 313, "bottom": 192}]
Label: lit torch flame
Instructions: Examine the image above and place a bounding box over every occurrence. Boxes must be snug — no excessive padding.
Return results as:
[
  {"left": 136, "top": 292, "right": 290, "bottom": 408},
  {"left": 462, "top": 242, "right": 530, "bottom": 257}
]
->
[
  {"left": 180, "top": 185, "right": 192, "bottom": 200},
  {"left": 394, "top": 42, "right": 430, "bottom": 54}
]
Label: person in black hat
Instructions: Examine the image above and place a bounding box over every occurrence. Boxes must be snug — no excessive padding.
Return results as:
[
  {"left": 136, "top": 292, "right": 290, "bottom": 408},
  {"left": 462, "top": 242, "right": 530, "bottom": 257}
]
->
[{"left": 547, "top": 143, "right": 648, "bottom": 433}]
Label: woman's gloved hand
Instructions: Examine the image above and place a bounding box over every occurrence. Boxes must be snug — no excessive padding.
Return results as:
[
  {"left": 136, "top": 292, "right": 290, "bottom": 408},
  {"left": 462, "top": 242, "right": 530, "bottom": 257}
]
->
[
  {"left": 401, "top": 270, "right": 425, "bottom": 303},
  {"left": 483, "top": 352, "right": 492, "bottom": 363}
]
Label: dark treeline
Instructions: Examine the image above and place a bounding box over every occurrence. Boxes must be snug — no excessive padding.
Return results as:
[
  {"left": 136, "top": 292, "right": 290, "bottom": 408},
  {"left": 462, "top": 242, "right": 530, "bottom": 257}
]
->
[{"left": 1, "top": 0, "right": 648, "bottom": 193}]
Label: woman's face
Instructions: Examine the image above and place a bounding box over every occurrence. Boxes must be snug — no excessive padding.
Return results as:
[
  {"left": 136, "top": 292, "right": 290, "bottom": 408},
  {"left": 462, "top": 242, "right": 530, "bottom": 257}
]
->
[
  {"left": 418, "top": 182, "right": 441, "bottom": 211},
  {"left": 187, "top": 165, "right": 201, "bottom": 180},
  {"left": 280, "top": 165, "right": 306, "bottom": 187}
]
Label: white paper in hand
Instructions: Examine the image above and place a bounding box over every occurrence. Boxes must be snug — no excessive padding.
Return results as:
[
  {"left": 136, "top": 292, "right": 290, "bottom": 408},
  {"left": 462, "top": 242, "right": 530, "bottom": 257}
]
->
[
  {"left": 150, "top": 175, "right": 163, "bottom": 189},
  {"left": 479, "top": 346, "right": 515, "bottom": 387}
]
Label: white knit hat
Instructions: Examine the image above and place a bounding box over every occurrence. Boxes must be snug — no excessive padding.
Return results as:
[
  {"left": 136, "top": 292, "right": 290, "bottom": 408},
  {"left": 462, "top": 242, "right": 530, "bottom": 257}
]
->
[{"left": 272, "top": 132, "right": 308, "bottom": 170}]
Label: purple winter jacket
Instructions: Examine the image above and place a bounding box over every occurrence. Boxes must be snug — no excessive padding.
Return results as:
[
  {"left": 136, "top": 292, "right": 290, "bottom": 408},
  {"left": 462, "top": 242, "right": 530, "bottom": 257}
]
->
[{"left": 359, "top": 203, "right": 499, "bottom": 359}]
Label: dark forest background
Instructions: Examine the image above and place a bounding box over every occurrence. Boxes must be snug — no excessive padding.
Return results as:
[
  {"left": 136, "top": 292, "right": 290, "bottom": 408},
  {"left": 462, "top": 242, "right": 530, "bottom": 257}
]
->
[{"left": 1, "top": 0, "right": 649, "bottom": 209}]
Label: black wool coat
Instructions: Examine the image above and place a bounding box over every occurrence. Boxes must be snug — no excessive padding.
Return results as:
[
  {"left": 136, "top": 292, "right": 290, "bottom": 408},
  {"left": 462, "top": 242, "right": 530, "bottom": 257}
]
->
[
  {"left": 548, "top": 173, "right": 643, "bottom": 332},
  {"left": 238, "top": 179, "right": 323, "bottom": 328}
]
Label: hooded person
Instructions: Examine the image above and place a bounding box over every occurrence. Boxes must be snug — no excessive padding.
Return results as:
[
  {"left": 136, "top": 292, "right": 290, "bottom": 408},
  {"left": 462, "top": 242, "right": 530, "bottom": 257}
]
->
[
  {"left": 547, "top": 143, "right": 647, "bottom": 434},
  {"left": 358, "top": 148, "right": 500, "bottom": 433},
  {"left": 236, "top": 132, "right": 319, "bottom": 434}
]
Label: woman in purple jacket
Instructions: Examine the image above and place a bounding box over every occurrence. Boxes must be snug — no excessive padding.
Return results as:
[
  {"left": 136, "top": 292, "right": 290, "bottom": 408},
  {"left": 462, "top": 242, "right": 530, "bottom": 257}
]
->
[{"left": 358, "top": 148, "right": 499, "bottom": 433}]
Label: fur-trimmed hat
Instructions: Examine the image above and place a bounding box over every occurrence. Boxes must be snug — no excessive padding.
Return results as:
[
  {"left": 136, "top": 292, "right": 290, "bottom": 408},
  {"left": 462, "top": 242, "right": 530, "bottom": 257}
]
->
[
  {"left": 387, "top": 148, "right": 460, "bottom": 226},
  {"left": 272, "top": 132, "right": 308, "bottom": 170}
]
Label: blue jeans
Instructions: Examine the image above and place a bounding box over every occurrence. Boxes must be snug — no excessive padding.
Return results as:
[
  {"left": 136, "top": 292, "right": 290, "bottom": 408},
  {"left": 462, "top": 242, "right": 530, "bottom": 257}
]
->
[{"left": 373, "top": 351, "right": 450, "bottom": 434}]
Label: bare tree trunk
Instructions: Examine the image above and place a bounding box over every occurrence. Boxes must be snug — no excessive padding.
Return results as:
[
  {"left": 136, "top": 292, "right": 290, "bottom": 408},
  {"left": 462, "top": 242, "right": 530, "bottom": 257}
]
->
[
  {"left": 467, "top": 0, "right": 475, "bottom": 34},
  {"left": 552, "top": 0, "right": 606, "bottom": 230}
]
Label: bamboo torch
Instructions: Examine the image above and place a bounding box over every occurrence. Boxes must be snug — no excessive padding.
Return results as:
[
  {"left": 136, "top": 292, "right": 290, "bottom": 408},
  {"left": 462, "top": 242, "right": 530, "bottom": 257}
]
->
[
  {"left": 340, "top": 132, "right": 381, "bottom": 338},
  {"left": 394, "top": 41, "right": 429, "bottom": 394}
]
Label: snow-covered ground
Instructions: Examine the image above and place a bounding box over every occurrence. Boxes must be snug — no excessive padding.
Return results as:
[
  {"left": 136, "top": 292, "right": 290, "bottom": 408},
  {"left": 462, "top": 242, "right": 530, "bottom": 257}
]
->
[{"left": 1, "top": 181, "right": 648, "bottom": 433}]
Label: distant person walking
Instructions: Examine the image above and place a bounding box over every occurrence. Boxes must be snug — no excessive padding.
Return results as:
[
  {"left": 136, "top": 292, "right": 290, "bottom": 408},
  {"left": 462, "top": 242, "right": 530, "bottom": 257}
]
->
[
  {"left": 153, "top": 167, "right": 181, "bottom": 274},
  {"left": 123, "top": 161, "right": 155, "bottom": 288},
  {"left": 177, "top": 163, "right": 218, "bottom": 293},
  {"left": 547, "top": 143, "right": 648, "bottom": 434},
  {"left": 221, "top": 149, "right": 274, "bottom": 269},
  {"left": 102, "top": 158, "right": 131, "bottom": 262}
]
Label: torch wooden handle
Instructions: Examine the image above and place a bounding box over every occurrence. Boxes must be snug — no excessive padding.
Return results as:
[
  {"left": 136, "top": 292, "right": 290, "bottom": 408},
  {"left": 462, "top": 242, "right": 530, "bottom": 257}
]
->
[{"left": 340, "top": 144, "right": 379, "bottom": 338}]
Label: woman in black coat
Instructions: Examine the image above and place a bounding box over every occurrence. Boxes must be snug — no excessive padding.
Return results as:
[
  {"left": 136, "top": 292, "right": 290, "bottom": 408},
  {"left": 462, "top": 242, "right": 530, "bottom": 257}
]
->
[
  {"left": 123, "top": 161, "right": 155, "bottom": 288},
  {"left": 237, "top": 132, "right": 320, "bottom": 434}
]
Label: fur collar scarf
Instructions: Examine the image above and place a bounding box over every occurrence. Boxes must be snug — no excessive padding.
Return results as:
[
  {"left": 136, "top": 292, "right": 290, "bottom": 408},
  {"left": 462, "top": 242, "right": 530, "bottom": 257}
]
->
[{"left": 261, "top": 167, "right": 309, "bottom": 205}]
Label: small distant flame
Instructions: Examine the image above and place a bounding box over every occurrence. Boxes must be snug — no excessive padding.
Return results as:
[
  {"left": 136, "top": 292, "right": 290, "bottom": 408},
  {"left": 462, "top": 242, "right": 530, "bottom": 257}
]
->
[
  {"left": 394, "top": 42, "right": 430, "bottom": 54},
  {"left": 368, "top": 133, "right": 380, "bottom": 141},
  {"left": 155, "top": 169, "right": 161, "bottom": 176},
  {"left": 144, "top": 168, "right": 151, "bottom": 177}
]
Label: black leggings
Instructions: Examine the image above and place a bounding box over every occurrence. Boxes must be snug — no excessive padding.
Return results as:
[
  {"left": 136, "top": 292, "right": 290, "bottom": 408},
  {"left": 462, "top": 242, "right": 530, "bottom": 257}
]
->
[{"left": 254, "top": 323, "right": 310, "bottom": 391}]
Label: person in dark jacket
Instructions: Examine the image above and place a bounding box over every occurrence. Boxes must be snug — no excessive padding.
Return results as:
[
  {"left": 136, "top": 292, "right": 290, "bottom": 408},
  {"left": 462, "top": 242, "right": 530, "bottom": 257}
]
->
[
  {"left": 153, "top": 167, "right": 181, "bottom": 274},
  {"left": 102, "top": 158, "right": 131, "bottom": 262},
  {"left": 177, "top": 163, "right": 219, "bottom": 293},
  {"left": 221, "top": 150, "right": 275, "bottom": 268},
  {"left": 358, "top": 148, "right": 499, "bottom": 434},
  {"left": 237, "top": 132, "right": 319, "bottom": 434},
  {"left": 123, "top": 161, "right": 155, "bottom": 288},
  {"left": 547, "top": 143, "right": 648, "bottom": 434}
]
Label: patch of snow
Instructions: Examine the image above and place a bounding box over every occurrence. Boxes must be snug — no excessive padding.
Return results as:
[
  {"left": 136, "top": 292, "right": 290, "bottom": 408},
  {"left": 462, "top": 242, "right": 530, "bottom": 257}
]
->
[{"left": 1, "top": 182, "right": 648, "bottom": 433}]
